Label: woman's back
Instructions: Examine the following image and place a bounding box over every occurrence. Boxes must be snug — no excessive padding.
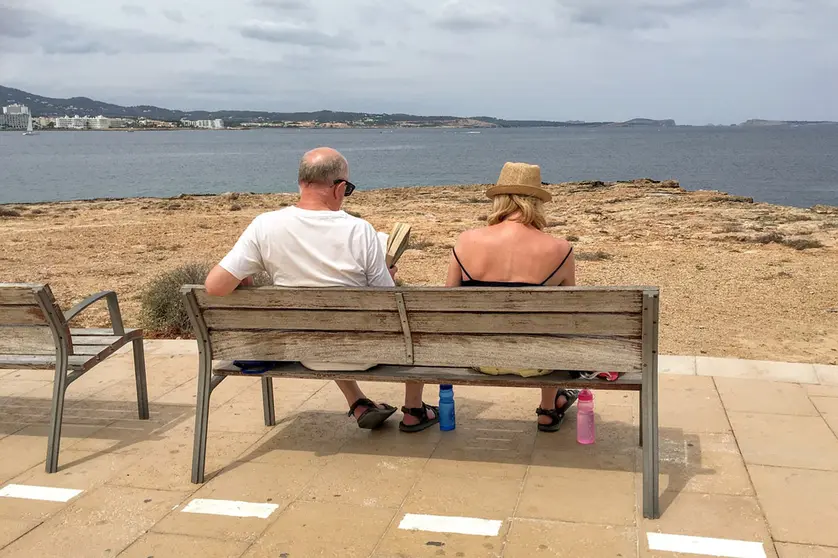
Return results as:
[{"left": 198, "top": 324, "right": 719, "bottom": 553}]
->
[{"left": 448, "top": 220, "right": 575, "bottom": 287}]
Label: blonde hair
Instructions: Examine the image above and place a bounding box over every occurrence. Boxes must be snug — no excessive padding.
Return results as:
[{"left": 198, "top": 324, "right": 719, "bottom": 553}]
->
[{"left": 487, "top": 194, "right": 547, "bottom": 230}]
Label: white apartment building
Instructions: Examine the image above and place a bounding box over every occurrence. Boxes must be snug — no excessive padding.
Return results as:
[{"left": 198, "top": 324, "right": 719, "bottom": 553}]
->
[
  {"left": 3, "top": 104, "right": 30, "bottom": 115},
  {"left": 54, "top": 115, "right": 111, "bottom": 129},
  {"left": 182, "top": 118, "right": 225, "bottom": 129}
]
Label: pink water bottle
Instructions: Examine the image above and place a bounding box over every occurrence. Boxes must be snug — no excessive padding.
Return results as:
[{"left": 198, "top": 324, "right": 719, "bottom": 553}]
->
[{"left": 576, "top": 389, "right": 595, "bottom": 444}]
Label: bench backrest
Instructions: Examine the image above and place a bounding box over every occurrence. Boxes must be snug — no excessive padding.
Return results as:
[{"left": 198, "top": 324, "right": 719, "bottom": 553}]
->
[
  {"left": 0, "top": 284, "right": 70, "bottom": 356},
  {"left": 183, "top": 286, "right": 659, "bottom": 373}
]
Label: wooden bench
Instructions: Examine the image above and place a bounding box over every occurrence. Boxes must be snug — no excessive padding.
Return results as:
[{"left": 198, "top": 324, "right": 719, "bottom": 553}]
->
[
  {"left": 182, "top": 285, "right": 661, "bottom": 518},
  {"left": 0, "top": 283, "right": 149, "bottom": 472}
]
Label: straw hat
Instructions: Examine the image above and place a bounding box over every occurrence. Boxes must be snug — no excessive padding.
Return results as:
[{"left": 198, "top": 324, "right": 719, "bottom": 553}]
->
[{"left": 485, "top": 162, "right": 552, "bottom": 202}]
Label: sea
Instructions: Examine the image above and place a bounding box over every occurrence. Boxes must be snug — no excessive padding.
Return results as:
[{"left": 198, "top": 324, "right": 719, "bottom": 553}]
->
[{"left": 1, "top": 126, "right": 837, "bottom": 207}]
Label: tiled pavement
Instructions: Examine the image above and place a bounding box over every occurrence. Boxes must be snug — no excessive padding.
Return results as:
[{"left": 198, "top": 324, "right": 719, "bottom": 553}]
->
[{"left": 0, "top": 342, "right": 837, "bottom": 557}]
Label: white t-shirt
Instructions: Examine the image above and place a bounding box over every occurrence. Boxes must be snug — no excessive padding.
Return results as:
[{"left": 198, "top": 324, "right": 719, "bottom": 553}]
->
[
  {"left": 219, "top": 206, "right": 394, "bottom": 371},
  {"left": 219, "top": 206, "right": 394, "bottom": 288}
]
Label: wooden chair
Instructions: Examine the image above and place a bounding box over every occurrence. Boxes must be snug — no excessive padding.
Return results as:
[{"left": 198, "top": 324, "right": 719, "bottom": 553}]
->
[
  {"left": 0, "top": 283, "right": 149, "bottom": 472},
  {"left": 182, "top": 285, "right": 660, "bottom": 518}
]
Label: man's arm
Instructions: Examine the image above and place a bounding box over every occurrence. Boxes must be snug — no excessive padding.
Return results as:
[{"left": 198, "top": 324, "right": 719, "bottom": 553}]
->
[
  {"left": 206, "top": 220, "right": 264, "bottom": 296},
  {"left": 365, "top": 225, "right": 396, "bottom": 287}
]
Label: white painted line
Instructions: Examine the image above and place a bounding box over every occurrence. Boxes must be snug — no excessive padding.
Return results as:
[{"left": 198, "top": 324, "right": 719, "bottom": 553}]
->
[
  {"left": 398, "top": 513, "right": 502, "bottom": 537},
  {"left": 181, "top": 498, "right": 278, "bottom": 519},
  {"left": 0, "top": 484, "right": 83, "bottom": 503},
  {"left": 647, "top": 533, "right": 766, "bottom": 558}
]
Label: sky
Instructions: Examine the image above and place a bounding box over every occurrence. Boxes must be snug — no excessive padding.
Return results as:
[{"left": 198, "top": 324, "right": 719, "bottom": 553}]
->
[{"left": 1, "top": 0, "right": 836, "bottom": 124}]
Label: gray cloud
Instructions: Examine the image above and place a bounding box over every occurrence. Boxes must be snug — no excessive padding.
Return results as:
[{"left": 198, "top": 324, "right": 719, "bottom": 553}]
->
[
  {"left": 252, "top": 0, "right": 310, "bottom": 11},
  {"left": 433, "top": 3, "right": 510, "bottom": 31},
  {"left": 238, "top": 20, "right": 355, "bottom": 49},
  {"left": 562, "top": 0, "right": 742, "bottom": 30},
  {"left": 0, "top": 6, "right": 35, "bottom": 38},
  {"left": 162, "top": 9, "right": 185, "bottom": 23},
  {"left": 121, "top": 4, "right": 147, "bottom": 17}
]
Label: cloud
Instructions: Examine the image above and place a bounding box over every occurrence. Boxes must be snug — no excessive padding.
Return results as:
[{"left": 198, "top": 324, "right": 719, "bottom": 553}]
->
[
  {"left": 0, "top": 6, "right": 35, "bottom": 38},
  {"left": 238, "top": 20, "right": 355, "bottom": 49},
  {"left": 252, "top": 0, "right": 310, "bottom": 11},
  {"left": 560, "top": 0, "right": 742, "bottom": 30},
  {"left": 0, "top": 5, "right": 213, "bottom": 55},
  {"left": 433, "top": 2, "right": 510, "bottom": 31},
  {"left": 162, "top": 9, "right": 185, "bottom": 23},
  {"left": 121, "top": 4, "right": 147, "bottom": 17}
]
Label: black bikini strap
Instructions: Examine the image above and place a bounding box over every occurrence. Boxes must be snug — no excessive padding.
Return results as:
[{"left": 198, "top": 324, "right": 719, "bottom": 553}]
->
[
  {"left": 540, "top": 247, "right": 574, "bottom": 285},
  {"left": 452, "top": 248, "right": 474, "bottom": 281}
]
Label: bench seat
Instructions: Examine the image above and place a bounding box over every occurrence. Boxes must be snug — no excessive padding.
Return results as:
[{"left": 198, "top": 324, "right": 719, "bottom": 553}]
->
[{"left": 0, "top": 328, "right": 142, "bottom": 371}]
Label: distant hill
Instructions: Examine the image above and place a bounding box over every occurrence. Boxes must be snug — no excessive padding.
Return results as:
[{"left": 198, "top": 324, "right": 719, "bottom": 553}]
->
[
  {"left": 1, "top": 85, "right": 677, "bottom": 128},
  {"left": 739, "top": 119, "right": 838, "bottom": 127}
]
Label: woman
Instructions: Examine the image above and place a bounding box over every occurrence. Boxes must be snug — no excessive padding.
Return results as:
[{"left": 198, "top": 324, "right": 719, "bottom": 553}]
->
[{"left": 445, "top": 162, "right": 577, "bottom": 432}]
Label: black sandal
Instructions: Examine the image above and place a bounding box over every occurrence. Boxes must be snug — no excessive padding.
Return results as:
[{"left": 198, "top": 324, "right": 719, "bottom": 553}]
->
[
  {"left": 399, "top": 403, "right": 440, "bottom": 433},
  {"left": 348, "top": 398, "right": 397, "bottom": 429},
  {"left": 536, "top": 389, "right": 579, "bottom": 433}
]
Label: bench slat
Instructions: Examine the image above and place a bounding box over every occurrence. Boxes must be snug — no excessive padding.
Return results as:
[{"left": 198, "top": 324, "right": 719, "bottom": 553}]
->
[
  {"left": 203, "top": 309, "right": 641, "bottom": 337},
  {"left": 210, "top": 330, "right": 410, "bottom": 365},
  {"left": 0, "top": 305, "right": 48, "bottom": 326},
  {"left": 0, "top": 285, "right": 40, "bottom": 305},
  {"left": 203, "top": 309, "right": 401, "bottom": 332},
  {"left": 212, "top": 361, "right": 643, "bottom": 391},
  {"left": 194, "top": 287, "right": 646, "bottom": 313},
  {"left": 0, "top": 326, "right": 55, "bottom": 355},
  {"left": 0, "top": 354, "right": 95, "bottom": 370},
  {"left": 209, "top": 331, "right": 641, "bottom": 372}
]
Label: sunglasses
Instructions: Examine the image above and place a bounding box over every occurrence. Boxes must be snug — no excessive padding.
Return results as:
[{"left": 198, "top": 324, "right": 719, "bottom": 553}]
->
[{"left": 333, "top": 179, "right": 356, "bottom": 197}]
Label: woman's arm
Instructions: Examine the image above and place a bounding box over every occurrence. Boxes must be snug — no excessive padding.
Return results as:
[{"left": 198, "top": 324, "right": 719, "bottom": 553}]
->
[{"left": 445, "top": 252, "right": 462, "bottom": 287}]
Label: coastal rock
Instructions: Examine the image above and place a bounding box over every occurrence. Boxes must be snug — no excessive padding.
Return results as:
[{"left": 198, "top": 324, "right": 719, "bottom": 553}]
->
[
  {"left": 221, "top": 192, "right": 240, "bottom": 201},
  {"left": 660, "top": 179, "right": 681, "bottom": 189},
  {"left": 812, "top": 204, "right": 838, "bottom": 215}
]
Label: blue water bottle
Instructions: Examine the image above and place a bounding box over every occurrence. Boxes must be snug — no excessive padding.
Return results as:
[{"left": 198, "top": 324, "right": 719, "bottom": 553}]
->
[{"left": 439, "top": 384, "right": 456, "bottom": 431}]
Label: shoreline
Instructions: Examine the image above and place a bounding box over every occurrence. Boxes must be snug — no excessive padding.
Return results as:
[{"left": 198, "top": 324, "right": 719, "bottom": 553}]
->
[{"left": 1, "top": 179, "right": 837, "bottom": 365}]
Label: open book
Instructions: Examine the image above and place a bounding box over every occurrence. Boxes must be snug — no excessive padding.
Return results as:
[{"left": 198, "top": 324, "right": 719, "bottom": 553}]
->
[{"left": 377, "top": 222, "right": 412, "bottom": 268}]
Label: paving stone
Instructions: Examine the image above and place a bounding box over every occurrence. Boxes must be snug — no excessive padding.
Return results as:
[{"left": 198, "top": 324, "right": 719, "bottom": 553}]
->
[
  {"left": 697, "top": 357, "right": 818, "bottom": 384},
  {"left": 403, "top": 472, "right": 522, "bottom": 519},
  {"left": 811, "top": 396, "right": 838, "bottom": 436},
  {"left": 659, "top": 382, "right": 731, "bottom": 433},
  {"left": 0, "top": 519, "right": 38, "bottom": 549},
  {"left": 0, "top": 486, "right": 189, "bottom": 558},
  {"left": 657, "top": 431, "right": 754, "bottom": 496},
  {"left": 716, "top": 377, "right": 819, "bottom": 416},
  {"left": 750, "top": 465, "right": 838, "bottom": 548},
  {"left": 815, "top": 365, "right": 838, "bottom": 386},
  {"left": 119, "top": 532, "right": 250, "bottom": 558},
  {"left": 372, "top": 520, "right": 510, "bottom": 558},
  {"left": 242, "top": 501, "right": 395, "bottom": 558},
  {"left": 777, "top": 542, "right": 838, "bottom": 558},
  {"left": 640, "top": 492, "right": 775, "bottom": 557},
  {"left": 659, "top": 355, "right": 697, "bottom": 376},
  {"left": 521, "top": 453, "right": 636, "bottom": 526},
  {"left": 153, "top": 460, "right": 320, "bottom": 542},
  {"left": 300, "top": 453, "right": 426, "bottom": 510},
  {"left": 504, "top": 518, "right": 637, "bottom": 558},
  {"left": 807, "top": 384, "right": 838, "bottom": 398},
  {"left": 728, "top": 412, "right": 838, "bottom": 470}
]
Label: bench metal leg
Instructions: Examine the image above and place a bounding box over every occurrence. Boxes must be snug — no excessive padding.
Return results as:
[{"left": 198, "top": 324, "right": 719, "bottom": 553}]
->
[
  {"left": 133, "top": 338, "right": 150, "bottom": 420},
  {"left": 641, "top": 291, "right": 660, "bottom": 519},
  {"left": 639, "top": 389, "right": 643, "bottom": 447},
  {"left": 45, "top": 358, "right": 69, "bottom": 474},
  {"left": 191, "top": 353, "right": 212, "bottom": 484},
  {"left": 262, "top": 377, "right": 276, "bottom": 426}
]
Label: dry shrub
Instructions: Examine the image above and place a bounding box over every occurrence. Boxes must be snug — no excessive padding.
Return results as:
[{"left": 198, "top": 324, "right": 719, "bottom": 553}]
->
[
  {"left": 229, "top": 203, "right": 242, "bottom": 212},
  {"left": 346, "top": 210, "right": 362, "bottom": 218},
  {"left": 577, "top": 251, "right": 613, "bottom": 261},
  {"left": 782, "top": 238, "right": 824, "bottom": 250},
  {"left": 409, "top": 239, "right": 434, "bottom": 251},
  {"left": 463, "top": 196, "right": 490, "bottom": 204},
  {"left": 717, "top": 223, "right": 743, "bottom": 233},
  {"left": 753, "top": 232, "right": 784, "bottom": 244},
  {"left": 477, "top": 214, "right": 488, "bottom": 221},
  {"left": 140, "top": 262, "right": 212, "bottom": 336},
  {"left": 566, "top": 234, "right": 580, "bottom": 242},
  {"left": 0, "top": 207, "right": 21, "bottom": 218}
]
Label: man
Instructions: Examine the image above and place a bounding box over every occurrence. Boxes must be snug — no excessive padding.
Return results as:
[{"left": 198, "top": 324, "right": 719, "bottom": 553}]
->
[{"left": 205, "top": 147, "right": 437, "bottom": 432}]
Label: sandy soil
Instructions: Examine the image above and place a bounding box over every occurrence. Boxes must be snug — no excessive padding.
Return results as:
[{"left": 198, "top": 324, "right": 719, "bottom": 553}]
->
[{"left": 2, "top": 179, "right": 837, "bottom": 365}]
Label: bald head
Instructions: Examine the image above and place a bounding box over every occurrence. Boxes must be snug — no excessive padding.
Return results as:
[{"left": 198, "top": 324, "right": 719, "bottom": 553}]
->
[{"left": 298, "top": 147, "right": 349, "bottom": 187}]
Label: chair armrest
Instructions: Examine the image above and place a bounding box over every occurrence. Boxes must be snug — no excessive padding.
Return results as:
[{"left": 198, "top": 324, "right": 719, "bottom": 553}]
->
[{"left": 64, "top": 291, "right": 125, "bottom": 336}]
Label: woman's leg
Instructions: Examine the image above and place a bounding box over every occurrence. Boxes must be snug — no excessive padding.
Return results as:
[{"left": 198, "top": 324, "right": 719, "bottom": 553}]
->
[
  {"left": 402, "top": 382, "right": 437, "bottom": 426},
  {"left": 538, "top": 387, "right": 568, "bottom": 426}
]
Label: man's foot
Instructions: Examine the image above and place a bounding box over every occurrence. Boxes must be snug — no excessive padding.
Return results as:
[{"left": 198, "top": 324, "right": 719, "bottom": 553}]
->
[
  {"left": 537, "top": 393, "right": 568, "bottom": 426},
  {"left": 399, "top": 403, "right": 439, "bottom": 432},
  {"left": 348, "top": 398, "right": 397, "bottom": 429}
]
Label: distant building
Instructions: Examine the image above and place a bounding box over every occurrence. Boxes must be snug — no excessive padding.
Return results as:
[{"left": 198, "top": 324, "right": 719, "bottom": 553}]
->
[
  {"left": 3, "top": 104, "right": 30, "bottom": 115},
  {"left": 1, "top": 104, "right": 32, "bottom": 130},
  {"left": 182, "top": 118, "right": 225, "bottom": 129},
  {"left": 53, "top": 115, "right": 112, "bottom": 129}
]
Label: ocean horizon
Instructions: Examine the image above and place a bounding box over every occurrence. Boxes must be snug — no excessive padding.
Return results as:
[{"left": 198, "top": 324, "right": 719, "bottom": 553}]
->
[{"left": 1, "top": 126, "right": 836, "bottom": 207}]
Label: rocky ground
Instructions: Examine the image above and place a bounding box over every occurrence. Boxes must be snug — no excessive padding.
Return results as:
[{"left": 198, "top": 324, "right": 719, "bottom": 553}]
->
[{"left": 1, "top": 179, "right": 837, "bottom": 364}]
